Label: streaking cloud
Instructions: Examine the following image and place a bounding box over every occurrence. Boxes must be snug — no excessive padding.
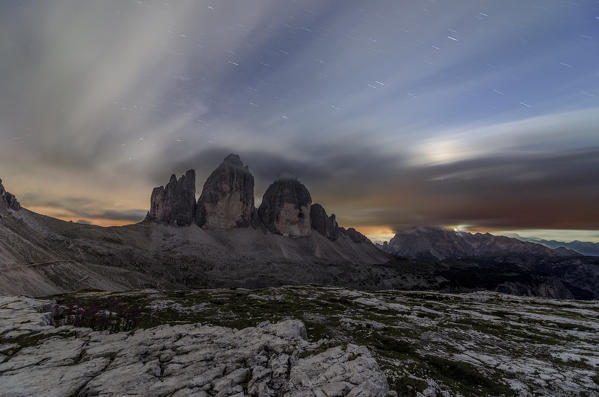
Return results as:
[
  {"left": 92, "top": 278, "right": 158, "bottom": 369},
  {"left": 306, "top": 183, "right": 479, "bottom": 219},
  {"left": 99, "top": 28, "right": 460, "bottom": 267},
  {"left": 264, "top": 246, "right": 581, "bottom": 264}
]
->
[{"left": 0, "top": 0, "right": 597, "bottom": 240}]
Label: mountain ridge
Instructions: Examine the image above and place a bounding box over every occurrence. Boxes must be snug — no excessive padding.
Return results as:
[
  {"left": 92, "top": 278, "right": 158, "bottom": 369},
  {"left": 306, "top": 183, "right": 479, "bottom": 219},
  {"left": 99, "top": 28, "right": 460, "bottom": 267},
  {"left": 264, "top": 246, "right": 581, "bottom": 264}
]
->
[
  {"left": 508, "top": 234, "right": 599, "bottom": 257},
  {"left": 379, "top": 226, "right": 579, "bottom": 260}
]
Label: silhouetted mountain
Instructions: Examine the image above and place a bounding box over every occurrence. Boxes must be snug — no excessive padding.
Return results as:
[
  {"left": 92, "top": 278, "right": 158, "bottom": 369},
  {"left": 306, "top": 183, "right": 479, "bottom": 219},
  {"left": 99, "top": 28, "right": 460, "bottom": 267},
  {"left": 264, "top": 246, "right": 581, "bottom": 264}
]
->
[
  {"left": 380, "top": 226, "right": 578, "bottom": 260},
  {"left": 310, "top": 203, "right": 340, "bottom": 241},
  {"left": 146, "top": 170, "right": 196, "bottom": 226},
  {"left": 0, "top": 178, "right": 20, "bottom": 211}
]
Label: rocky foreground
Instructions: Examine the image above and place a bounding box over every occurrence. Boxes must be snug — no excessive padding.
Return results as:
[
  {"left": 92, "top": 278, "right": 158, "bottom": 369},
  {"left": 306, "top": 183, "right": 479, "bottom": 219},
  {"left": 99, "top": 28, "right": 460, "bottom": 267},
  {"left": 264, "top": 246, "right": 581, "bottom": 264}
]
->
[
  {"left": 0, "top": 296, "right": 386, "bottom": 397},
  {"left": 1, "top": 287, "right": 599, "bottom": 396}
]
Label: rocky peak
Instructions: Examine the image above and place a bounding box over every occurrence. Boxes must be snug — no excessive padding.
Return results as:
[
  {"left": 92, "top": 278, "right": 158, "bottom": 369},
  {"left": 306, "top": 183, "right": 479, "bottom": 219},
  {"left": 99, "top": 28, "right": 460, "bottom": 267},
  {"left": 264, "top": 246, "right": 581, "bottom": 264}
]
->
[
  {"left": 147, "top": 170, "right": 196, "bottom": 226},
  {"left": 0, "top": 177, "right": 20, "bottom": 211},
  {"left": 341, "top": 227, "right": 370, "bottom": 244},
  {"left": 196, "top": 154, "right": 255, "bottom": 229},
  {"left": 382, "top": 226, "right": 570, "bottom": 259},
  {"left": 258, "top": 178, "right": 312, "bottom": 237},
  {"left": 310, "top": 203, "right": 340, "bottom": 241},
  {"left": 222, "top": 153, "right": 244, "bottom": 167}
]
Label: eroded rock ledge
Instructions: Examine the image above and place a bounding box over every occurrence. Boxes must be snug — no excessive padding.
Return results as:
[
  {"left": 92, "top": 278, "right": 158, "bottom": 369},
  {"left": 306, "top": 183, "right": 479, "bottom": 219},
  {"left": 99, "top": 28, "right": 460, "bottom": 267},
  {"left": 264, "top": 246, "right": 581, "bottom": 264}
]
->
[{"left": 0, "top": 296, "right": 388, "bottom": 397}]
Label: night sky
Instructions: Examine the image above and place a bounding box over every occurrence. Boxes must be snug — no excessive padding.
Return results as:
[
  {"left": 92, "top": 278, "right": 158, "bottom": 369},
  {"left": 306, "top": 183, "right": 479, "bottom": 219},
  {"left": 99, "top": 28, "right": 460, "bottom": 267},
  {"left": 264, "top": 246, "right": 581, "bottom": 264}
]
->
[{"left": 1, "top": 0, "right": 598, "bottom": 242}]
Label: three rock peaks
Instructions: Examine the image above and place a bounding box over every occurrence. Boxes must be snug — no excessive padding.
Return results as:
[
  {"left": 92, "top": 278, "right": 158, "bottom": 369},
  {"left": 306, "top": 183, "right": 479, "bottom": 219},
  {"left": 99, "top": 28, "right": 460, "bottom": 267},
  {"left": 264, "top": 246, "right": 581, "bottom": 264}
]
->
[{"left": 147, "top": 153, "right": 367, "bottom": 241}]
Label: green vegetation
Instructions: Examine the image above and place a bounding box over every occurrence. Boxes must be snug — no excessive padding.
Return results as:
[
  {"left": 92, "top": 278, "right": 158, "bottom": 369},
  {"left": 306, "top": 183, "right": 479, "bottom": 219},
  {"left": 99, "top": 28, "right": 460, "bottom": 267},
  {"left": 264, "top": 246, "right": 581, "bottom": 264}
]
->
[
  {"left": 421, "top": 355, "right": 512, "bottom": 396},
  {"left": 47, "top": 286, "right": 599, "bottom": 396}
]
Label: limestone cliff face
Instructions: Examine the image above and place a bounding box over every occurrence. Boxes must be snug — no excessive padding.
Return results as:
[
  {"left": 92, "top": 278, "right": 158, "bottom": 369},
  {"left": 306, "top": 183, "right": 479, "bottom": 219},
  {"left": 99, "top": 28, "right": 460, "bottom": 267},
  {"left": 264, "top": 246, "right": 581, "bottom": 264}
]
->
[
  {"left": 147, "top": 170, "right": 196, "bottom": 226},
  {"left": 0, "top": 178, "right": 20, "bottom": 211},
  {"left": 258, "top": 179, "right": 312, "bottom": 237},
  {"left": 196, "top": 154, "right": 255, "bottom": 229},
  {"left": 310, "top": 203, "right": 339, "bottom": 241}
]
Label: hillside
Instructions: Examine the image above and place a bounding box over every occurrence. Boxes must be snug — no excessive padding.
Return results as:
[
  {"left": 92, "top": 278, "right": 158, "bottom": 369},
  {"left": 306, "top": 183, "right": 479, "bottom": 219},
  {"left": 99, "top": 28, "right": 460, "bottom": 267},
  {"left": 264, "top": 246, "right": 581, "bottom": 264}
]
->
[{"left": 0, "top": 207, "right": 389, "bottom": 296}]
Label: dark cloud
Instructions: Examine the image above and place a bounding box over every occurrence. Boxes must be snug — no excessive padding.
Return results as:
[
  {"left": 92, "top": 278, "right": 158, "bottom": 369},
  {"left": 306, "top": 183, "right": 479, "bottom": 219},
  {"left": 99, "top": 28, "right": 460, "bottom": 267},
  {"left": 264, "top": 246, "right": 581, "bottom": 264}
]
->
[
  {"left": 330, "top": 148, "right": 599, "bottom": 231},
  {"left": 147, "top": 143, "right": 599, "bottom": 232}
]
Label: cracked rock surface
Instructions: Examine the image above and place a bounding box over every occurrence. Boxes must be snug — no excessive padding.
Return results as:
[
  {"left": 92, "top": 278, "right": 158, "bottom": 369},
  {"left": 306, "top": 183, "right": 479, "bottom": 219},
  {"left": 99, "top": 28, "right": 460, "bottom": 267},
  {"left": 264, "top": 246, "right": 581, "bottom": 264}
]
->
[{"left": 0, "top": 295, "right": 388, "bottom": 397}]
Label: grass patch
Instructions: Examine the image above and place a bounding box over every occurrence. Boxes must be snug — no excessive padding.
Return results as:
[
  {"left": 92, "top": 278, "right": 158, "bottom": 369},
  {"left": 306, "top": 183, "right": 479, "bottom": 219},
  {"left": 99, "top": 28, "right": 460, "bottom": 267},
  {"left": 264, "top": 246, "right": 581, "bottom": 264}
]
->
[
  {"left": 421, "top": 355, "right": 512, "bottom": 396},
  {"left": 454, "top": 318, "right": 562, "bottom": 346},
  {"left": 43, "top": 286, "right": 591, "bottom": 396},
  {"left": 387, "top": 375, "right": 429, "bottom": 397}
]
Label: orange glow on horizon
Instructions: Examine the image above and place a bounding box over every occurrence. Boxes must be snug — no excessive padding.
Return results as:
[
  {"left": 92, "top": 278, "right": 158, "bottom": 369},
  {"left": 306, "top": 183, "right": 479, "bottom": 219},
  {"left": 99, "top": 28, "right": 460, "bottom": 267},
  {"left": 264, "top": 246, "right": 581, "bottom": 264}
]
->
[
  {"left": 351, "top": 225, "right": 396, "bottom": 242},
  {"left": 27, "top": 206, "right": 139, "bottom": 227}
]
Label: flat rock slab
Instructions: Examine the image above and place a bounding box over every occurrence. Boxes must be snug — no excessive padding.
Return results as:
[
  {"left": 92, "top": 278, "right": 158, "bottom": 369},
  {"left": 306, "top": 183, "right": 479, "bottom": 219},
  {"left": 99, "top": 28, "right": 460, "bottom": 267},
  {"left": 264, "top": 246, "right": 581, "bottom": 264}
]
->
[{"left": 0, "top": 296, "right": 388, "bottom": 397}]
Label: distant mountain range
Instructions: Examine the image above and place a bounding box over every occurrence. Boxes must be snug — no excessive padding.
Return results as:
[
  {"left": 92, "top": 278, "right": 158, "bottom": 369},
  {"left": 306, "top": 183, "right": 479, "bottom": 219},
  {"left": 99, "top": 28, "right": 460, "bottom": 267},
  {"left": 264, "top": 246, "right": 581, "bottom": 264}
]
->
[
  {"left": 378, "top": 226, "right": 579, "bottom": 260},
  {"left": 506, "top": 234, "right": 599, "bottom": 257}
]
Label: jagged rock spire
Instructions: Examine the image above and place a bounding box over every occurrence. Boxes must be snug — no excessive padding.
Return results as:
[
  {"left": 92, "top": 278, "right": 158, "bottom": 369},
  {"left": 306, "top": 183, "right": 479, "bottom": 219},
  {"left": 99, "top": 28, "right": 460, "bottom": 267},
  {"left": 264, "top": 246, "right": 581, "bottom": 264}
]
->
[
  {"left": 147, "top": 170, "right": 196, "bottom": 226},
  {"left": 310, "top": 203, "right": 339, "bottom": 241},
  {"left": 0, "top": 177, "right": 20, "bottom": 211},
  {"left": 196, "top": 154, "right": 256, "bottom": 229}
]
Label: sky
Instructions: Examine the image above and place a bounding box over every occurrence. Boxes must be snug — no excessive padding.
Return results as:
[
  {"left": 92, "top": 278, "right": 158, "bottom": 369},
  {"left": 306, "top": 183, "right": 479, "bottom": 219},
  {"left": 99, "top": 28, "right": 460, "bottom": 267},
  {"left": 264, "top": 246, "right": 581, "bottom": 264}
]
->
[{"left": 0, "top": 0, "right": 598, "bottom": 242}]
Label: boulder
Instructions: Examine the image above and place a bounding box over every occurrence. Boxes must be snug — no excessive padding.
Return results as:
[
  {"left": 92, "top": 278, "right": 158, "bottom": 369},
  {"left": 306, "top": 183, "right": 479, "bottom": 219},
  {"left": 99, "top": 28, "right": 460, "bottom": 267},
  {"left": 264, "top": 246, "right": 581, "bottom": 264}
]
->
[
  {"left": 310, "top": 203, "right": 340, "bottom": 241},
  {"left": 147, "top": 170, "right": 196, "bottom": 226},
  {"left": 196, "top": 154, "right": 255, "bottom": 229},
  {"left": 0, "top": 178, "right": 20, "bottom": 211},
  {"left": 258, "top": 178, "right": 312, "bottom": 237}
]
